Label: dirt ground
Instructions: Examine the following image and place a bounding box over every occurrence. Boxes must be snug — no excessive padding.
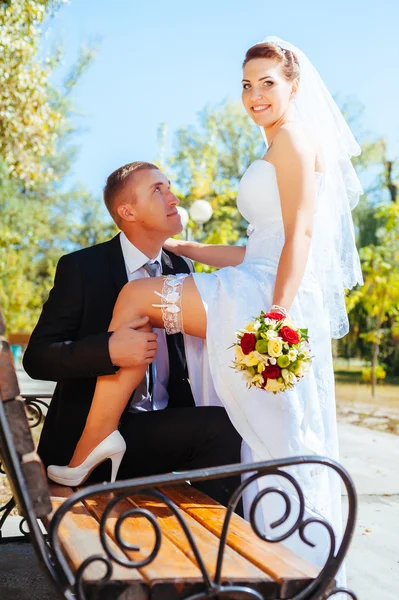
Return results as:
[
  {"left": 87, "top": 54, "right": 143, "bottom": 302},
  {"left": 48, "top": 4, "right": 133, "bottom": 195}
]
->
[{"left": 336, "top": 381, "right": 399, "bottom": 435}]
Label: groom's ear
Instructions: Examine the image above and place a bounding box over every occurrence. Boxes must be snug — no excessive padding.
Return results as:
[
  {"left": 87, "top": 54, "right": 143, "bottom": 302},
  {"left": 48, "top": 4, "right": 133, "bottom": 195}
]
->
[{"left": 117, "top": 203, "right": 136, "bottom": 223}]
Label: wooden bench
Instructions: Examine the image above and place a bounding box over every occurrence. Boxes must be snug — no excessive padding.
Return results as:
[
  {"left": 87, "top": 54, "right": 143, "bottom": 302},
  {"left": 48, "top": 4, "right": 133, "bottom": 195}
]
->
[
  {"left": 0, "top": 305, "right": 358, "bottom": 600},
  {"left": 7, "top": 332, "right": 31, "bottom": 346}
]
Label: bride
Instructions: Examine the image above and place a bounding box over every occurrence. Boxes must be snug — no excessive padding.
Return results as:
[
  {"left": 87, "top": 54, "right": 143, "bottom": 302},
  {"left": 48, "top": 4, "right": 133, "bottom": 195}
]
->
[{"left": 48, "top": 37, "right": 363, "bottom": 574}]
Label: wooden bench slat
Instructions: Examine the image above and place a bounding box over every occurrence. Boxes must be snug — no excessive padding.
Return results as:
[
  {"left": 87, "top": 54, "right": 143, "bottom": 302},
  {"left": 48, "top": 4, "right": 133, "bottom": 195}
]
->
[
  {"left": 7, "top": 333, "right": 30, "bottom": 345},
  {"left": 81, "top": 491, "right": 205, "bottom": 589},
  {"left": 160, "top": 483, "right": 319, "bottom": 590},
  {"left": 47, "top": 485, "right": 148, "bottom": 599},
  {"left": 127, "top": 492, "right": 276, "bottom": 589},
  {"left": 0, "top": 335, "right": 20, "bottom": 401}
]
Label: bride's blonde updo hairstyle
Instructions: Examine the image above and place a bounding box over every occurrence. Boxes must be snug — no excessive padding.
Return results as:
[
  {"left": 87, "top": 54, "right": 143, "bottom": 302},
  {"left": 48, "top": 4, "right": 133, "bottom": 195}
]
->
[{"left": 243, "top": 42, "right": 300, "bottom": 82}]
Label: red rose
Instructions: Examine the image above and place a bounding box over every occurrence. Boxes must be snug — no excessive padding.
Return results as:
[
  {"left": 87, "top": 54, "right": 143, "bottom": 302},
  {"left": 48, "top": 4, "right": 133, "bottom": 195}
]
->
[
  {"left": 280, "top": 326, "right": 300, "bottom": 345},
  {"left": 263, "top": 311, "right": 285, "bottom": 321},
  {"left": 262, "top": 365, "right": 282, "bottom": 380},
  {"left": 240, "top": 332, "right": 257, "bottom": 355}
]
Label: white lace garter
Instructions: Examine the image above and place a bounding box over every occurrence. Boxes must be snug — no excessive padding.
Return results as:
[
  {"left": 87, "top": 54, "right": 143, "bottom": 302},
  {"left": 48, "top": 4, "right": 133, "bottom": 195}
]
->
[{"left": 152, "top": 274, "right": 190, "bottom": 334}]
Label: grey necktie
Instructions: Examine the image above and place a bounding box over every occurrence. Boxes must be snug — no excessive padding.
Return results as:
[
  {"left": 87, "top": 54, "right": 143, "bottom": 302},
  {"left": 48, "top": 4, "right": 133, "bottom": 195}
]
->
[
  {"left": 142, "top": 259, "right": 161, "bottom": 401},
  {"left": 143, "top": 260, "right": 160, "bottom": 278}
]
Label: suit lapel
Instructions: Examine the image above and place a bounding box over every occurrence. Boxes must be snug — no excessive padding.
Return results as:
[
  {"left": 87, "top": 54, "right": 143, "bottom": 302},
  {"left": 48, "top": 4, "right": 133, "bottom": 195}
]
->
[
  {"left": 107, "top": 234, "right": 128, "bottom": 293},
  {"left": 161, "top": 249, "right": 190, "bottom": 275}
]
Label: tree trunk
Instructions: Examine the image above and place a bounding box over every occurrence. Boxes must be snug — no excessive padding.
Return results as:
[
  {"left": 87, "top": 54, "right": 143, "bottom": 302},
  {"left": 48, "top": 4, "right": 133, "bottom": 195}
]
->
[
  {"left": 371, "top": 340, "right": 379, "bottom": 398},
  {"left": 371, "top": 304, "right": 385, "bottom": 398},
  {"left": 385, "top": 160, "right": 397, "bottom": 203}
]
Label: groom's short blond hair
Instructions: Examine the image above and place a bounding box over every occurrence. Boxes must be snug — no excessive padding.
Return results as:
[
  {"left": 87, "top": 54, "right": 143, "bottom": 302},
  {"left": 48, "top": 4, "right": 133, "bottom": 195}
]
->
[{"left": 103, "top": 161, "right": 159, "bottom": 225}]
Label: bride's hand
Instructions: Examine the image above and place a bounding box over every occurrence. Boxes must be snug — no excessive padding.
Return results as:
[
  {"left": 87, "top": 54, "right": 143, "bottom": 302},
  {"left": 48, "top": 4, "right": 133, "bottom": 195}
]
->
[{"left": 163, "top": 237, "right": 183, "bottom": 256}]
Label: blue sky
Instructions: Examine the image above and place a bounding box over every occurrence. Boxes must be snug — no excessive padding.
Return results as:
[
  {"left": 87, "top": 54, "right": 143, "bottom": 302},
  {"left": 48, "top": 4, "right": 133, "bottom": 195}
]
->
[{"left": 44, "top": 0, "right": 399, "bottom": 195}]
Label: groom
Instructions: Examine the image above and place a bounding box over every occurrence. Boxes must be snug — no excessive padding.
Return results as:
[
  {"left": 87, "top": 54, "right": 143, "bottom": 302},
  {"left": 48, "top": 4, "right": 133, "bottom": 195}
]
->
[{"left": 23, "top": 161, "right": 242, "bottom": 506}]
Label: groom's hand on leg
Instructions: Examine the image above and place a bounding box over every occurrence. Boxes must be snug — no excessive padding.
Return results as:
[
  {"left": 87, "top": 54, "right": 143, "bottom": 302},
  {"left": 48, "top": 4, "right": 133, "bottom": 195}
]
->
[{"left": 109, "top": 317, "right": 158, "bottom": 368}]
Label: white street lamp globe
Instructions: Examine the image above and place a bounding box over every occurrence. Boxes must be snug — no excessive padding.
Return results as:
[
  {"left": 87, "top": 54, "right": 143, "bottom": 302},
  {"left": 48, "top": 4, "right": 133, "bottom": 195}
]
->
[
  {"left": 189, "top": 200, "right": 213, "bottom": 225},
  {"left": 176, "top": 206, "right": 189, "bottom": 230}
]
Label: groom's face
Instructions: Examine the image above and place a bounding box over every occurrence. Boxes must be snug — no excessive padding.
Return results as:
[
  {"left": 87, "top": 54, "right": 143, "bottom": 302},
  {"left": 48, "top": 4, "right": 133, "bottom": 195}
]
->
[{"left": 126, "top": 168, "right": 182, "bottom": 237}]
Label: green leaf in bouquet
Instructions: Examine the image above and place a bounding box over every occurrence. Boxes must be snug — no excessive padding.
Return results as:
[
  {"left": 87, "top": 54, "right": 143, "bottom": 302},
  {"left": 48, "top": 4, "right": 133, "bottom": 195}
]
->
[{"left": 298, "top": 328, "right": 309, "bottom": 340}]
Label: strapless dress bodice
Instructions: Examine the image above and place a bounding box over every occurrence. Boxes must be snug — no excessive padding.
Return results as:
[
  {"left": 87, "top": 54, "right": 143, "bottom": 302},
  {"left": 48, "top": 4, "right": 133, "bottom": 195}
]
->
[
  {"left": 237, "top": 160, "right": 283, "bottom": 228},
  {"left": 237, "top": 159, "right": 322, "bottom": 265}
]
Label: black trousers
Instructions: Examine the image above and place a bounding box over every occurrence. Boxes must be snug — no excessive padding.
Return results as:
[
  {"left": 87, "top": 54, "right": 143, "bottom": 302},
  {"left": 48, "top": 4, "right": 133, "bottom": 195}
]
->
[{"left": 89, "top": 406, "right": 243, "bottom": 511}]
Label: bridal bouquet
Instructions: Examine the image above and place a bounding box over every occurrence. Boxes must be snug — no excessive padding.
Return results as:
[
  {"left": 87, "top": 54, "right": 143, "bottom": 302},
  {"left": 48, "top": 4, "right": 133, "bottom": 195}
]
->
[{"left": 232, "top": 311, "right": 312, "bottom": 393}]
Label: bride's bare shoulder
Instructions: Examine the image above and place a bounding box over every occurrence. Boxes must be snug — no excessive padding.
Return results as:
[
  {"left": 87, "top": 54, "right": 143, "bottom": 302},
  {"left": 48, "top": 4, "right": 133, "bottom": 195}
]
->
[
  {"left": 268, "top": 123, "right": 315, "bottom": 170},
  {"left": 274, "top": 122, "right": 313, "bottom": 152}
]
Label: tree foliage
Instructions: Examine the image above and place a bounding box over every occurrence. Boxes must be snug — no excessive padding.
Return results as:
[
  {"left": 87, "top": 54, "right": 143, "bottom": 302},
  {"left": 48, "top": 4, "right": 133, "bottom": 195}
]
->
[
  {"left": 346, "top": 204, "right": 399, "bottom": 390},
  {"left": 0, "top": 0, "right": 112, "bottom": 332}
]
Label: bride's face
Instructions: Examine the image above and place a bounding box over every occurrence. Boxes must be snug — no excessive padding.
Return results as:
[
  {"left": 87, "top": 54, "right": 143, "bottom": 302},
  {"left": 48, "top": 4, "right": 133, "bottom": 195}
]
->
[{"left": 242, "top": 58, "right": 296, "bottom": 126}]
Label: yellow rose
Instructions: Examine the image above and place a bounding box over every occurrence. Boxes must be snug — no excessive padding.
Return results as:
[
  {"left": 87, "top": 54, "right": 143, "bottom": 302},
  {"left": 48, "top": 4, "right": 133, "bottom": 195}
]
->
[
  {"left": 268, "top": 338, "right": 283, "bottom": 357},
  {"left": 242, "top": 351, "right": 260, "bottom": 367},
  {"left": 265, "top": 379, "right": 285, "bottom": 393}
]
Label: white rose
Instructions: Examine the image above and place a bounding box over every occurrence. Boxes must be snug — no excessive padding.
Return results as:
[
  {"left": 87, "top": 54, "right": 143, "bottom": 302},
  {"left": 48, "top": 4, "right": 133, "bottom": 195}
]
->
[{"left": 266, "top": 329, "right": 278, "bottom": 340}]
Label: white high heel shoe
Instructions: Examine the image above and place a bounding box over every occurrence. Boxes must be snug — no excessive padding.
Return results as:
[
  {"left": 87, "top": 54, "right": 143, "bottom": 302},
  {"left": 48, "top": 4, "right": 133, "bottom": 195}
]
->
[{"left": 47, "top": 430, "right": 126, "bottom": 486}]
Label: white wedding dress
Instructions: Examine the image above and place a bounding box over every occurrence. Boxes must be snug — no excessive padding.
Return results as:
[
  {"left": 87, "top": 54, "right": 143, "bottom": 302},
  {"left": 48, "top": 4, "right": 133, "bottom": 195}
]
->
[{"left": 185, "top": 158, "right": 344, "bottom": 577}]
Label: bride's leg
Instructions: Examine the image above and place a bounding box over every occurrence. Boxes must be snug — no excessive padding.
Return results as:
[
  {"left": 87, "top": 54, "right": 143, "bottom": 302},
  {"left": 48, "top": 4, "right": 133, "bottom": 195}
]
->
[{"left": 69, "top": 275, "right": 206, "bottom": 467}]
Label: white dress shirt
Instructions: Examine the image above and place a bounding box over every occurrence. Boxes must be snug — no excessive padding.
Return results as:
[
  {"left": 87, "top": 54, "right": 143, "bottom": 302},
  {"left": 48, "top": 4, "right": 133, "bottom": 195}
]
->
[{"left": 119, "top": 232, "right": 169, "bottom": 412}]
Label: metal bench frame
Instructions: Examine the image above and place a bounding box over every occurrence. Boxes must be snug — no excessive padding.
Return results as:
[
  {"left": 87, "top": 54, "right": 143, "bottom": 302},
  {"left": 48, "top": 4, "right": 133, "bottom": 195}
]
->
[{"left": 0, "top": 325, "right": 358, "bottom": 600}]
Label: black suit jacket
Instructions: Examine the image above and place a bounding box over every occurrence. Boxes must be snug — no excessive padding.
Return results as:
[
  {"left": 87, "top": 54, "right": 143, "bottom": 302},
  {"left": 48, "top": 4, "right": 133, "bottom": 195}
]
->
[{"left": 23, "top": 234, "right": 195, "bottom": 468}]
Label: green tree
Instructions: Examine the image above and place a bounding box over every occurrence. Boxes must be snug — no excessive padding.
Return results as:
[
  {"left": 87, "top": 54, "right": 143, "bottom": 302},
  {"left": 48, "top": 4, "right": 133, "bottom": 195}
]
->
[
  {"left": 345, "top": 134, "right": 399, "bottom": 365},
  {"left": 347, "top": 204, "right": 399, "bottom": 395},
  {"left": 166, "top": 101, "right": 263, "bottom": 258},
  {"left": 0, "top": 0, "right": 105, "bottom": 332},
  {"left": 0, "top": 161, "right": 115, "bottom": 332}
]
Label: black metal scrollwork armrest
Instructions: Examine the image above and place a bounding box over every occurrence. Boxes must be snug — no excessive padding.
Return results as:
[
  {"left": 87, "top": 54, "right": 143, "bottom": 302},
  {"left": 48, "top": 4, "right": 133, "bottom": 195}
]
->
[{"left": 49, "top": 456, "right": 358, "bottom": 600}]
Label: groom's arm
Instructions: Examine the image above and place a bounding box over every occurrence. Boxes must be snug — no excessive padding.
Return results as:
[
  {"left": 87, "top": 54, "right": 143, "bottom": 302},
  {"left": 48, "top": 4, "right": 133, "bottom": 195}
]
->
[{"left": 23, "top": 254, "right": 117, "bottom": 382}]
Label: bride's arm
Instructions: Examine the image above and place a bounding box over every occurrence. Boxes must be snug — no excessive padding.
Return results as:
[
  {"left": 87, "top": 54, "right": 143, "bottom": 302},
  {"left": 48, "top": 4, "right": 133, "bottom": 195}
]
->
[
  {"left": 269, "top": 126, "right": 316, "bottom": 312},
  {"left": 163, "top": 238, "right": 246, "bottom": 268}
]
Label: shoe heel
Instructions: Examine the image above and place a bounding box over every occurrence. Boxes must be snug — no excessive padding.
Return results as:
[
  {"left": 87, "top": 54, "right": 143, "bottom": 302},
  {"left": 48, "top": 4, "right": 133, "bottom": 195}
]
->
[{"left": 110, "top": 450, "right": 125, "bottom": 483}]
